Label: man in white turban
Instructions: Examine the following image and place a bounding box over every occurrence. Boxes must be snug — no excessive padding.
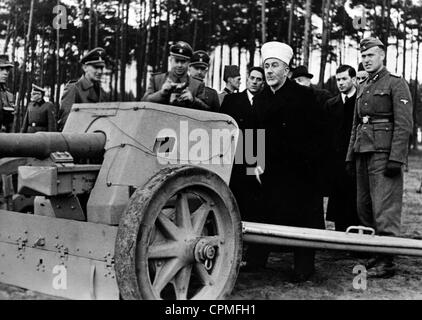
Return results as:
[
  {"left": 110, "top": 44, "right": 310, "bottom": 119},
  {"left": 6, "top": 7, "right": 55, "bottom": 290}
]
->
[{"left": 242, "top": 42, "right": 325, "bottom": 283}]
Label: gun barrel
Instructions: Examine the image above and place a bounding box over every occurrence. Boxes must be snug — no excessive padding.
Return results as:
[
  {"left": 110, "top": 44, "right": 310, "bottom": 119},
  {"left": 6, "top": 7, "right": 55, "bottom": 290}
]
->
[{"left": 0, "top": 132, "right": 106, "bottom": 159}]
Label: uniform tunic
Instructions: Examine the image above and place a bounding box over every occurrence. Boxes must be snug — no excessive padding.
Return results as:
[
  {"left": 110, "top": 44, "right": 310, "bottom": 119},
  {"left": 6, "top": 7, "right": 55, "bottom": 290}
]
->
[
  {"left": 0, "top": 84, "right": 15, "bottom": 132},
  {"left": 21, "top": 100, "right": 57, "bottom": 133},
  {"left": 58, "top": 75, "right": 106, "bottom": 131},
  {"left": 142, "top": 71, "right": 210, "bottom": 111},
  {"left": 346, "top": 67, "right": 413, "bottom": 237}
]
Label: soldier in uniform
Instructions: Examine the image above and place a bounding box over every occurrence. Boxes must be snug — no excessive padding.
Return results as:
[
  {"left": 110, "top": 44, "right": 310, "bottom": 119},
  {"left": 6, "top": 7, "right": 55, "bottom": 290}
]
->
[
  {"left": 142, "top": 41, "right": 210, "bottom": 111},
  {"left": 58, "top": 47, "right": 107, "bottom": 131},
  {"left": 188, "top": 50, "right": 220, "bottom": 112},
  {"left": 218, "top": 65, "right": 241, "bottom": 105},
  {"left": 21, "top": 84, "right": 57, "bottom": 133},
  {"left": 0, "top": 55, "right": 15, "bottom": 132},
  {"left": 346, "top": 37, "right": 413, "bottom": 278}
]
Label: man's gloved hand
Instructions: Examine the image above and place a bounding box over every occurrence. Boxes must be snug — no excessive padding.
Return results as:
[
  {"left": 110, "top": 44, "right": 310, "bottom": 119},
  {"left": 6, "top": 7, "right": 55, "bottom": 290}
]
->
[
  {"left": 384, "top": 160, "right": 403, "bottom": 178},
  {"left": 345, "top": 161, "right": 355, "bottom": 177}
]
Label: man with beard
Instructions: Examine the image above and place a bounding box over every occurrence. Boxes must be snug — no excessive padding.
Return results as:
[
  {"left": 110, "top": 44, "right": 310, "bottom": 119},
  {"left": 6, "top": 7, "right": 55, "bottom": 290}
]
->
[
  {"left": 58, "top": 47, "right": 107, "bottom": 131},
  {"left": 244, "top": 42, "right": 324, "bottom": 282},
  {"left": 346, "top": 37, "right": 413, "bottom": 278},
  {"left": 0, "top": 55, "right": 15, "bottom": 132},
  {"left": 142, "top": 41, "right": 210, "bottom": 111},
  {"left": 220, "top": 67, "right": 265, "bottom": 222},
  {"left": 21, "top": 84, "right": 57, "bottom": 133},
  {"left": 188, "top": 50, "right": 220, "bottom": 112},
  {"left": 325, "top": 65, "right": 359, "bottom": 231}
]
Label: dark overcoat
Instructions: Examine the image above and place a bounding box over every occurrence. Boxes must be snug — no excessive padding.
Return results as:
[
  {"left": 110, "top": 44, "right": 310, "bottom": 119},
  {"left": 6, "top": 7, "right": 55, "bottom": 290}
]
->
[
  {"left": 220, "top": 90, "right": 262, "bottom": 222},
  {"left": 58, "top": 75, "right": 106, "bottom": 131},
  {"left": 253, "top": 79, "right": 324, "bottom": 229}
]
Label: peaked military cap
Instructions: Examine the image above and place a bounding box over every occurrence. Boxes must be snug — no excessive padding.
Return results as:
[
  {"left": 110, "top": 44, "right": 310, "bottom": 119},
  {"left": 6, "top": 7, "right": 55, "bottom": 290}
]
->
[
  {"left": 223, "top": 65, "right": 240, "bottom": 82},
  {"left": 0, "top": 55, "right": 14, "bottom": 68},
  {"left": 32, "top": 84, "right": 46, "bottom": 94},
  {"left": 190, "top": 50, "right": 210, "bottom": 68},
  {"left": 360, "top": 37, "right": 385, "bottom": 52},
  {"left": 170, "top": 41, "right": 193, "bottom": 60},
  {"left": 291, "top": 65, "right": 314, "bottom": 80},
  {"left": 80, "top": 47, "right": 106, "bottom": 66}
]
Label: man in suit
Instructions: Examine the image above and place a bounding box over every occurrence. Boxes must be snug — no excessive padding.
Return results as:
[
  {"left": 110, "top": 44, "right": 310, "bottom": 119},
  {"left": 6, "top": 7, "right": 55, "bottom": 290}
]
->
[
  {"left": 220, "top": 67, "right": 265, "bottom": 222},
  {"left": 325, "top": 65, "right": 359, "bottom": 231},
  {"left": 142, "top": 41, "right": 210, "bottom": 111},
  {"left": 218, "top": 65, "right": 241, "bottom": 105},
  {"left": 346, "top": 37, "right": 413, "bottom": 277},
  {"left": 21, "top": 84, "right": 57, "bottom": 133},
  {"left": 188, "top": 50, "right": 220, "bottom": 112},
  {"left": 58, "top": 47, "right": 107, "bottom": 131},
  {"left": 245, "top": 42, "right": 324, "bottom": 282},
  {"left": 0, "top": 55, "right": 15, "bottom": 132}
]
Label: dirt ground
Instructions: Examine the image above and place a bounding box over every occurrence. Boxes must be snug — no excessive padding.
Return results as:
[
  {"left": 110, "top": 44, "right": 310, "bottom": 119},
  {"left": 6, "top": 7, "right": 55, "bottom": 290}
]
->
[{"left": 1, "top": 151, "right": 422, "bottom": 300}]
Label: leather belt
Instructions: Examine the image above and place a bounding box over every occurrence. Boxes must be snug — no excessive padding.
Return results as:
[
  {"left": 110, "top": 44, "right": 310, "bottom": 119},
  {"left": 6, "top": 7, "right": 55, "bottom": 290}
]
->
[{"left": 360, "top": 116, "right": 393, "bottom": 124}]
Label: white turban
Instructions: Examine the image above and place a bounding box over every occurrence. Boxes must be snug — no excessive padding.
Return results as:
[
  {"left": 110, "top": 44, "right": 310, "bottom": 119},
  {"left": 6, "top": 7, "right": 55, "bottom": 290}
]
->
[{"left": 261, "top": 41, "right": 293, "bottom": 66}]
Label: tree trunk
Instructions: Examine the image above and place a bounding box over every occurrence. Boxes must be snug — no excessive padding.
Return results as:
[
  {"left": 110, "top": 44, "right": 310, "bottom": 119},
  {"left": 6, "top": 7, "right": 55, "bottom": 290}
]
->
[
  {"left": 287, "top": 0, "right": 295, "bottom": 46},
  {"left": 13, "top": 0, "right": 35, "bottom": 133},
  {"left": 88, "top": 0, "right": 93, "bottom": 50},
  {"left": 318, "top": 0, "right": 331, "bottom": 87},
  {"left": 412, "top": 29, "right": 420, "bottom": 149},
  {"left": 114, "top": 1, "right": 121, "bottom": 101},
  {"left": 302, "top": 0, "right": 312, "bottom": 68},
  {"left": 120, "top": 0, "right": 129, "bottom": 101},
  {"left": 3, "top": 10, "right": 13, "bottom": 54},
  {"left": 161, "top": 0, "right": 170, "bottom": 72},
  {"left": 40, "top": 21, "right": 46, "bottom": 87},
  {"left": 79, "top": 0, "right": 85, "bottom": 53},
  {"left": 261, "top": 0, "right": 266, "bottom": 43},
  {"left": 55, "top": 0, "right": 61, "bottom": 105},
  {"left": 156, "top": 0, "right": 163, "bottom": 70},
  {"left": 11, "top": 9, "right": 18, "bottom": 94},
  {"left": 402, "top": 0, "right": 407, "bottom": 80},
  {"left": 95, "top": 0, "right": 99, "bottom": 48},
  {"left": 142, "top": 0, "right": 152, "bottom": 93}
]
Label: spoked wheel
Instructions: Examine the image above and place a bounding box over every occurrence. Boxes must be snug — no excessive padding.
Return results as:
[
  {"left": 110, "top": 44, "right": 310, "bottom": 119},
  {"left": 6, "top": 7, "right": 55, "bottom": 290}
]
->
[{"left": 115, "top": 166, "right": 242, "bottom": 300}]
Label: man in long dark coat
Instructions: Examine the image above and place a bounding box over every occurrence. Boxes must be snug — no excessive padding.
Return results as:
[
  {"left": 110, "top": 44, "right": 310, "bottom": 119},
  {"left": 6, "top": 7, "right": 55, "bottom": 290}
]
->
[{"left": 244, "top": 42, "right": 324, "bottom": 282}]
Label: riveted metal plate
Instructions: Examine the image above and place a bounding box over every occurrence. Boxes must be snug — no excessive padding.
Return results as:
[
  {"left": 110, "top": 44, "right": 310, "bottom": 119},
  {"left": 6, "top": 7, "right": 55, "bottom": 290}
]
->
[
  {"left": 0, "top": 210, "right": 118, "bottom": 261},
  {"left": 0, "top": 242, "right": 119, "bottom": 300}
]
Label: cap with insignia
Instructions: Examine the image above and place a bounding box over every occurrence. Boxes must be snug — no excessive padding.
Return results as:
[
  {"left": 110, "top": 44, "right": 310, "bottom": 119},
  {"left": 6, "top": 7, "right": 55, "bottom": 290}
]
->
[
  {"left": 80, "top": 47, "right": 106, "bottom": 66},
  {"left": 170, "top": 41, "right": 193, "bottom": 60},
  {"left": 261, "top": 41, "right": 293, "bottom": 66},
  {"left": 360, "top": 37, "right": 385, "bottom": 53},
  {"left": 190, "top": 50, "right": 210, "bottom": 68},
  {"left": 0, "top": 55, "right": 14, "bottom": 68},
  {"left": 31, "top": 84, "right": 46, "bottom": 94},
  {"left": 223, "top": 65, "right": 240, "bottom": 82}
]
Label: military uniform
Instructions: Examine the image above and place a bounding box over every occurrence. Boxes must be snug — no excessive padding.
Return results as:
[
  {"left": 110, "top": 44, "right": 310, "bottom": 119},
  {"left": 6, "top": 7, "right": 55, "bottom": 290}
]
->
[
  {"left": 346, "top": 59, "right": 413, "bottom": 237},
  {"left": 58, "top": 48, "right": 107, "bottom": 131},
  {"left": 0, "top": 55, "right": 15, "bottom": 132},
  {"left": 142, "top": 71, "right": 209, "bottom": 110},
  {"left": 21, "top": 100, "right": 56, "bottom": 133},
  {"left": 142, "top": 42, "right": 210, "bottom": 111},
  {"left": 0, "top": 84, "right": 14, "bottom": 132}
]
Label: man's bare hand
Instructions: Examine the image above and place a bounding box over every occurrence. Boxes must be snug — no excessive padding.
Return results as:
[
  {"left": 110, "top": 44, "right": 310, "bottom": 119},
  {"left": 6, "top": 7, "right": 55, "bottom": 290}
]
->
[
  {"left": 161, "top": 79, "right": 177, "bottom": 95},
  {"left": 178, "top": 89, "right": 194, "bottom": 103}
]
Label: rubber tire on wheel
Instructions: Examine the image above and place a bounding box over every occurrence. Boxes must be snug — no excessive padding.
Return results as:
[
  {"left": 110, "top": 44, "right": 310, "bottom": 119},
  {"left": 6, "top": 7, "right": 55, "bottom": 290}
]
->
[{"left": 115, "top": 166, "right": 242, "bottom": 300}]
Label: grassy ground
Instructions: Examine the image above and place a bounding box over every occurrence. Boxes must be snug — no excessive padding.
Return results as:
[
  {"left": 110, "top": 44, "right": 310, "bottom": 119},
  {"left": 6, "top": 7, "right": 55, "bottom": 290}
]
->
[{"left": 1, "top": 151, "right": 422, "bottom": 300}]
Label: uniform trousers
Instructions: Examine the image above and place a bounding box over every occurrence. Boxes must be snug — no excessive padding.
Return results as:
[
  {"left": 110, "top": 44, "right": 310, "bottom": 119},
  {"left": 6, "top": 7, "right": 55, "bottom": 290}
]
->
[{"left": 355, "top": 152, "right": 403, "bottom": 237}]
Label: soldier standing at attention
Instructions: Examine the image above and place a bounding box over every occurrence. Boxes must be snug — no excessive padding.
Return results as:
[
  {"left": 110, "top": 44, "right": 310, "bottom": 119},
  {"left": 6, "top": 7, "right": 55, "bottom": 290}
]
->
[
  {"left": 142, "top": 41, "right": 210, "bottom": 111},
  {"left": 218, "top": 65, "right": 241, "bottom": 105},
  {"left": 188, "top": 50, "right": 220, "bottom": 112},
  {"left": 21, "top": 84, "right": 57, "bottom": 133},
  {"left": 346, "top": 37, "right": 413, "bottom": 278},
  {"left": 0, "top": 55, "right": 15, "bottom": 132},
  {"left": 58, "top": 47, "right": 107, "bottom": 131}
]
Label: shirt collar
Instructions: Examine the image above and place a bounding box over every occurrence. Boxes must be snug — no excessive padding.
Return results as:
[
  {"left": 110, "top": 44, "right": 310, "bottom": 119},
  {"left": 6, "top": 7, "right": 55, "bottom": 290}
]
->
[
  {"left": 80, "top": 75, "right": 94, "bottom": 90},
  {"left": 341, "top": 86, "right": 357, "bottom": 104},
  {"left": 246, "top": 90, "right": 255, "bottom": 105}
]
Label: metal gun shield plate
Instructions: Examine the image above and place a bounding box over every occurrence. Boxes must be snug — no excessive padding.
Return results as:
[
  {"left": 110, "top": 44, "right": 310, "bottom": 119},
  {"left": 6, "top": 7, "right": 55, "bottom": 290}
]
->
[{"left": 115, "top": 166, "right": 242, "bottom": 300}]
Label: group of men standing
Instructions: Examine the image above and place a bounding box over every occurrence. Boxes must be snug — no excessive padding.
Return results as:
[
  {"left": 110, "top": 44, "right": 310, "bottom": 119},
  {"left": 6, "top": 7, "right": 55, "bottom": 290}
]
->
[
  {"left": 215, "top": 38, "right": 413, "bottom": 281},
  {"left": 0, "top": 36, "right": 414, "bottom": 282}
]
